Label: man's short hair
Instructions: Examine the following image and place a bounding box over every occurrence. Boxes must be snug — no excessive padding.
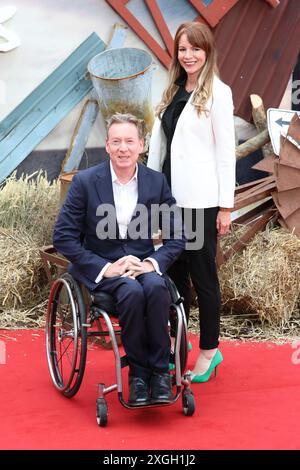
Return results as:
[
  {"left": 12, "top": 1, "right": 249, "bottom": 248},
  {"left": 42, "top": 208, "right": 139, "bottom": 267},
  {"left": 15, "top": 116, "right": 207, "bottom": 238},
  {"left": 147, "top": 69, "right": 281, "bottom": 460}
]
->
[{"left": 106, "top": 113, "right": 145, "bottom": 139}]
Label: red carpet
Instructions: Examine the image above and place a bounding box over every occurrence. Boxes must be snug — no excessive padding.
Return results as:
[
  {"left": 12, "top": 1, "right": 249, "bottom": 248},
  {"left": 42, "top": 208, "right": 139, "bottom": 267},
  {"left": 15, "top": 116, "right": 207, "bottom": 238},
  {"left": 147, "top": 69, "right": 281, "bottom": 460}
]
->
[{"left": 1, "top": 329, "right": 300, "bottom": 450}]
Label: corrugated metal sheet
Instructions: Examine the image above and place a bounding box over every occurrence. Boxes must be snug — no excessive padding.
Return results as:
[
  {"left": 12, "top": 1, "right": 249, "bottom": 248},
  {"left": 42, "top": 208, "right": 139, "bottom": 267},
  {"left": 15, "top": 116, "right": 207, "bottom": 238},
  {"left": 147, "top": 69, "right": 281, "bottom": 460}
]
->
[{"left": 214, "top": 0, "right": 300, "bottom": 121}]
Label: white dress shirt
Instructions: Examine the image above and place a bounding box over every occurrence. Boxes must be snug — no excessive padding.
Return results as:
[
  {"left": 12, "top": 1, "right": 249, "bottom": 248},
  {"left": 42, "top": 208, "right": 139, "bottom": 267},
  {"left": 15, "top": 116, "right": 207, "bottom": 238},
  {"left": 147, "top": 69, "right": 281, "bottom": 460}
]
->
[{"left": 95, "top": 162, "right": 161, "bottom": 283}]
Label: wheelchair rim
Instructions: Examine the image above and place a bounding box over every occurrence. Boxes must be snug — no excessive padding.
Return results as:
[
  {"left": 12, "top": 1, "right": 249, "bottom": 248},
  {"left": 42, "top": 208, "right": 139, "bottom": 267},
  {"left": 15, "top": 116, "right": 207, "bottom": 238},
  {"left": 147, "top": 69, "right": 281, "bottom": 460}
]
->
[{"left": 46, "top": 277, "right": 79, "bottom": 392}]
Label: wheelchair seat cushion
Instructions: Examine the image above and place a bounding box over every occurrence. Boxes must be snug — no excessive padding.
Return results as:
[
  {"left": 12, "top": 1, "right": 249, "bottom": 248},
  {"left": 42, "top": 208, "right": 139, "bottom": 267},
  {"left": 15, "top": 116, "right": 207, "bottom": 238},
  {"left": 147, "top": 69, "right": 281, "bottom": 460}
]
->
[{"left": 91, "top": 291, "right": 117, "bottom": 316}]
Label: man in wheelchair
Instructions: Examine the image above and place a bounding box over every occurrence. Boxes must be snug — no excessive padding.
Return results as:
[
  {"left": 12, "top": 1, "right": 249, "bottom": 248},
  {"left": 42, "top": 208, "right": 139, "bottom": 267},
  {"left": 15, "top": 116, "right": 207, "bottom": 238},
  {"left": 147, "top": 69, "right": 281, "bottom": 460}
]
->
[{"left": 53, "top": 113, "right": 185, "bottom": 406}]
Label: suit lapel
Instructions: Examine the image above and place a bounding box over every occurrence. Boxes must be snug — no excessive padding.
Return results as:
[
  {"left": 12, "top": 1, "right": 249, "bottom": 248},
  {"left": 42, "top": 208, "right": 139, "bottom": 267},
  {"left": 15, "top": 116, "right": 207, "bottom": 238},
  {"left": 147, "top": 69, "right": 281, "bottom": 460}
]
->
[
  {"left": 94, "top": 160, "right": 119, "bottom": 238},
  {"left": 94, "top": 160, "right": 115, "bottom": 207},
  {"left": 136, "top": 163, "right": 149, "bottom": 207}
]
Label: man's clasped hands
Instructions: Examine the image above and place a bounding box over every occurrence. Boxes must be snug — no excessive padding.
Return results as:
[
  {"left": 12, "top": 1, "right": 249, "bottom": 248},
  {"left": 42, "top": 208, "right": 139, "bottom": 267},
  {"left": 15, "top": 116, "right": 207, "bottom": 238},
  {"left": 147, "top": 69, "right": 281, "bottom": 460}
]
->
[{"left": 104, "top": 255, "right": 155, "bottom": 280}]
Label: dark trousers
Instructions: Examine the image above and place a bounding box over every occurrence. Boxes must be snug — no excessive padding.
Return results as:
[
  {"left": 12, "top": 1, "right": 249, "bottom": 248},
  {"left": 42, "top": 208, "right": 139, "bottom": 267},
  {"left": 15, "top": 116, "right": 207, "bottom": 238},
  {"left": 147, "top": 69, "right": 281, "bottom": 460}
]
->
[
  {"left": 167, "top": 207, "right": 221, "bottom": 350},
  {"left": 96, "top": 272, "right": 171, "bottom": 379}
]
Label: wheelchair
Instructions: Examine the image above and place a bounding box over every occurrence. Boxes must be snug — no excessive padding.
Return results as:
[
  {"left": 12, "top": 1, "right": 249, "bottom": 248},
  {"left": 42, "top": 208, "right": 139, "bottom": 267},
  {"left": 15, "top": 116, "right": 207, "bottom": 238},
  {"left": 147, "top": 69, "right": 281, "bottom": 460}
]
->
[{"left": 43, "top": 247, "right": 195, "bottom": 426}]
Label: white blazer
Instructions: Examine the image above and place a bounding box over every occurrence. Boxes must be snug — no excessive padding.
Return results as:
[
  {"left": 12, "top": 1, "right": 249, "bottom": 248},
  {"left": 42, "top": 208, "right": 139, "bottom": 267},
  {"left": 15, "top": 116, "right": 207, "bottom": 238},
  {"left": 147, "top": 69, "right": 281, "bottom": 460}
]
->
[{"left": 147, "top": 76, "right": 236, "bottom": 209}]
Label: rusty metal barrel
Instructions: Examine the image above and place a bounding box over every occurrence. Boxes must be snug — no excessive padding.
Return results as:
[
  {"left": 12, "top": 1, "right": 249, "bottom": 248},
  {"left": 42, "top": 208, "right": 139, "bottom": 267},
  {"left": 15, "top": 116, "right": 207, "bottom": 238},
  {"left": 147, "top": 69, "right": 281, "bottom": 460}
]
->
[{"left": 87, "top": 47, "right": 155, "bottom": 138}]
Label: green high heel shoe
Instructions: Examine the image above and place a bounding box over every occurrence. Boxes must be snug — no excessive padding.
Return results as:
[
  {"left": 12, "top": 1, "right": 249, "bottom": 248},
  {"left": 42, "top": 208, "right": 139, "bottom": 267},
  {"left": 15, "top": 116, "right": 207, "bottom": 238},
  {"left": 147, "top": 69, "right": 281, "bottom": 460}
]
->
[{"left": 187, "top": 349, "right": 223, "bottom": 383}]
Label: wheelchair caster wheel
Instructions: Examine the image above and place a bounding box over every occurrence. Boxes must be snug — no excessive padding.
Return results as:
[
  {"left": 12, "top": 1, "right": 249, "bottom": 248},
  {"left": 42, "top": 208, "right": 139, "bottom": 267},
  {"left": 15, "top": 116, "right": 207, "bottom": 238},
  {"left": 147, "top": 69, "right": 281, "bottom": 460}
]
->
[
  {"left": 96, "top": 398, "right": 108, "bottom": 427},
  {"left": 182, "top": 390, "right": 195, "bottom": 416}
]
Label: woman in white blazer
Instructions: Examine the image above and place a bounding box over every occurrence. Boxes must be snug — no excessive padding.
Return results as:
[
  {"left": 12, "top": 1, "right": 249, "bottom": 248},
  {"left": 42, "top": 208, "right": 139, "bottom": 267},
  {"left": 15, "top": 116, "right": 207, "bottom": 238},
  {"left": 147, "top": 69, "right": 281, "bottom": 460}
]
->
[{"left": 147, "top": 21, "right": 236, "bottom": 383}]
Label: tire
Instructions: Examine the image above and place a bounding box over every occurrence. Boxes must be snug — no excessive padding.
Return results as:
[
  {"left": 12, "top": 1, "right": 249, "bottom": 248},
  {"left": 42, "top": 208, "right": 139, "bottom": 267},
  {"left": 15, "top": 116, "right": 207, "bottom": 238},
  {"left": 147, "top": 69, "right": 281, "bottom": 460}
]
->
[
  {"left": 96, "top": 399, "right": 108, "bottom": 427},
  {"left": 46, "top": 273, "right": 87, "bottom": 397},
  {"left": 182, "top": 391, "right": 195, "bottom": 416}
]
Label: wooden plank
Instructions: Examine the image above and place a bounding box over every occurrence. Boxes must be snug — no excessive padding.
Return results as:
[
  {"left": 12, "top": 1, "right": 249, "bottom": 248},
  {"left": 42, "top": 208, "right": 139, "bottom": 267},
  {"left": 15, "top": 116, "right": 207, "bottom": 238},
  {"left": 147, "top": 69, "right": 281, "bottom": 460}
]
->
[
  {"left": 234, "top": 175, "right": 275, "bottom": 195},
  {"left": 105, "top": 0, "right": 172, "bottom": 68},
  {"left": 145, "top": 0, "right": 174, "bottom": 56},
  {"left": 235, "top": 177, "right": 276, "bottom": 201},
  {"left": 0, "top": 33, "right": 105, "bottom": 184},
  {"left": 107, "top": 23, "right": 128, "bottom": 49},
  {"left": 234, "top": 181, "right": 276, "bottom": 211},
  {"left": 62, "top": 96, "right": 99, "bottom": 173},
  {"left": 232, "top": 198, "right": 274, "bottom": 225},
  {"left": 188, "top": 0, "right": 239, "bottom": 27}
]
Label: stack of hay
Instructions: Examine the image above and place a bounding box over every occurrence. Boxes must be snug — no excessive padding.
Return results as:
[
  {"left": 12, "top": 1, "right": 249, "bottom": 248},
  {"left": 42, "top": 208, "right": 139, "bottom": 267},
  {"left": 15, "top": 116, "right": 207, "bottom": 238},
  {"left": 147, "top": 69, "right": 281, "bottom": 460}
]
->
[
  {"left": 0, "top": 172, "right": 60, "bottom": 328},
  {"left": 219, "top": 226, "right": 300, "bottom": 325}
]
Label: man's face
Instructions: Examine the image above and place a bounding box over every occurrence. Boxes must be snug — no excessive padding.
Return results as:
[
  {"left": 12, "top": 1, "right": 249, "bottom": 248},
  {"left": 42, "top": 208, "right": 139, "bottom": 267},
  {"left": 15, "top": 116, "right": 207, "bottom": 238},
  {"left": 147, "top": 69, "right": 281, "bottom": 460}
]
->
[{"left": 106, "top": 122, "right": 144, "bottom": 173}]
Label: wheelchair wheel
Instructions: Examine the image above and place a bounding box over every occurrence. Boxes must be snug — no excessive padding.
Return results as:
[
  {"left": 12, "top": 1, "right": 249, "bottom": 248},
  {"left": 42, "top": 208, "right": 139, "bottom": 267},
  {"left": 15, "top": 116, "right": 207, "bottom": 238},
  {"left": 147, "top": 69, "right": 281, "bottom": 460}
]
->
[
  {"left": 46, "top": 273, "right": 87, "bottom": 397},
  {"left": 182, "top": 389, "right": 195, "bottom": 416},
  {"left": 96, "top": 398, "right": 108, "bottom": 427}
]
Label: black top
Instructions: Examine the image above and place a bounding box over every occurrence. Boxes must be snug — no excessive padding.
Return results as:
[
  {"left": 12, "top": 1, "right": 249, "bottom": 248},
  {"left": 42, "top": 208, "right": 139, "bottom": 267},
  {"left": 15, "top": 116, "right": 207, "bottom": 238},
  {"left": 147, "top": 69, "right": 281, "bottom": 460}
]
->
[{"left": 161, "top": 74, "right": 192, "bottom": 188}]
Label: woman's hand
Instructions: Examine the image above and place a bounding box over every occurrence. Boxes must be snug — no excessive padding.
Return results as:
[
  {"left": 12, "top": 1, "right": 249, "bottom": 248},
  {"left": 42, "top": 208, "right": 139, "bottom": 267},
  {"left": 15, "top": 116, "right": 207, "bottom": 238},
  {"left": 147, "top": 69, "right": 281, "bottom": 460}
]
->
[{"left": 216, "top": 210, "right": 231, "bottom": 235}]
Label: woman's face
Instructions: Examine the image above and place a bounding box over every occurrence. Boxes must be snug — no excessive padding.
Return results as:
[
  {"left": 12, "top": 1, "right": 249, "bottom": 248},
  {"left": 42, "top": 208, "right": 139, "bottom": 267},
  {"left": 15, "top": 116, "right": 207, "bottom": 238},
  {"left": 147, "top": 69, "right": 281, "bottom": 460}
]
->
[{"left": 177, "top": 33, "right": 206, "bottom": 79}]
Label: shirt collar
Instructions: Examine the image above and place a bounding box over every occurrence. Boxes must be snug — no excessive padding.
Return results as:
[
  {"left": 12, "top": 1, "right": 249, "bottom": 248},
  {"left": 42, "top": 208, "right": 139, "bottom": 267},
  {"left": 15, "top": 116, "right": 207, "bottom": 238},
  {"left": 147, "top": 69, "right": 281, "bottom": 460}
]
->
[{"left": 110, "top": 161, "right": 138, "bottom": 185}]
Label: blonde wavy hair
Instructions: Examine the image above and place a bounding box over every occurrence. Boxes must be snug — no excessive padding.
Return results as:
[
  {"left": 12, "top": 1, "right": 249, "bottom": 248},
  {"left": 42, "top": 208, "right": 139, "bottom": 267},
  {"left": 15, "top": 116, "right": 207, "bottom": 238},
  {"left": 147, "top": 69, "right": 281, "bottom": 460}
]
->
[{"left": 156, "top": 21, "right": 219, "bottom": 118}]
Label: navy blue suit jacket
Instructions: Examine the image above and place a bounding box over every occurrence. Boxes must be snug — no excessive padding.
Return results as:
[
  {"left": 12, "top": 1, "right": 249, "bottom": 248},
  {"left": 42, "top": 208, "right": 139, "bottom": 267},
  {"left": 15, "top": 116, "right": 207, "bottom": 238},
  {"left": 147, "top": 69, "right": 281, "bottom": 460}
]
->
[{"left": 53, "top": 161, "right": 185, "bottom": 291}]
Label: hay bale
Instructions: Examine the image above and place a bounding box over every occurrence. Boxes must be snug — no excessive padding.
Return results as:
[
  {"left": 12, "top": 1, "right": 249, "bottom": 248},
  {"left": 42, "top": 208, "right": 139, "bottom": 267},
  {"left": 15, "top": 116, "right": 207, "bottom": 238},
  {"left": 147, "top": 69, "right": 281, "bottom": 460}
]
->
[
  {"left": 0, "top": 229, "right": 47, "bottom": 310},
  {"left": 219, "top": 227, "right": 300, "bottom": 324},
  {"left": 0, "top": 171, "right": 60, "bottom": 246}
]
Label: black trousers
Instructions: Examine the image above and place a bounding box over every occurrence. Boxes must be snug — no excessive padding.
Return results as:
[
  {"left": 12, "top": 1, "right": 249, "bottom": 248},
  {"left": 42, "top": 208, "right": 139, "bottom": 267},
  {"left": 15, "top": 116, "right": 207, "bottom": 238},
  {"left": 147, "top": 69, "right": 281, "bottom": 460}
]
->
[{"left": 168, "top": 207, "right": 221, "bottom": 350}]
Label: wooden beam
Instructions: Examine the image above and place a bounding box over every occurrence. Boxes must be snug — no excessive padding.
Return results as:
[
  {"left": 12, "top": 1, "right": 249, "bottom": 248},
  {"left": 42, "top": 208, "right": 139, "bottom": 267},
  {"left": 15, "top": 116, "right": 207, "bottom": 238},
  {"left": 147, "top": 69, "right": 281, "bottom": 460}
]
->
[
  {"left": 233, "top": 198, "right": 274, "bottom": 225},
  {"left": 234, "top": 181, "right": 276, "bottom": 211},
  {"left": 235, "top": 175, "right": 275, "bottom": 195},
  {"left": 250, "top": 94, "right": 274, "bottom": 158},
  {"left": 105, "top": 0, "right": 172, "bottom": 68},
  {"left": 144, "top": 0, "right": 174, "bottom": 56},
  {"left": 235, "top": 175, "right": 274, "bottom": 196},
  {"left": 235, "top": 176, "right": 276, "bottom": 201},
  {"left": 188, "top": 0, "right": 239, "bottom": 28},
  {"left": 61, "top": 95, "right": 99, "bottom": 173}
]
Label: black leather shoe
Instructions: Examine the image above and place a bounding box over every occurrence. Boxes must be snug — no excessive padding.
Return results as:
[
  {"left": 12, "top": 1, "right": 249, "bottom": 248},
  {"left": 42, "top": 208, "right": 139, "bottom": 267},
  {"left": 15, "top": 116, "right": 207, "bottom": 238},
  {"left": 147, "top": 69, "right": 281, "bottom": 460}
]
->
[
  {"left": 150, "top": 372, "right": 173, "bottom": 403},
  {"left": 128, "top": 376, "right": 150, "bottom": 405}
]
